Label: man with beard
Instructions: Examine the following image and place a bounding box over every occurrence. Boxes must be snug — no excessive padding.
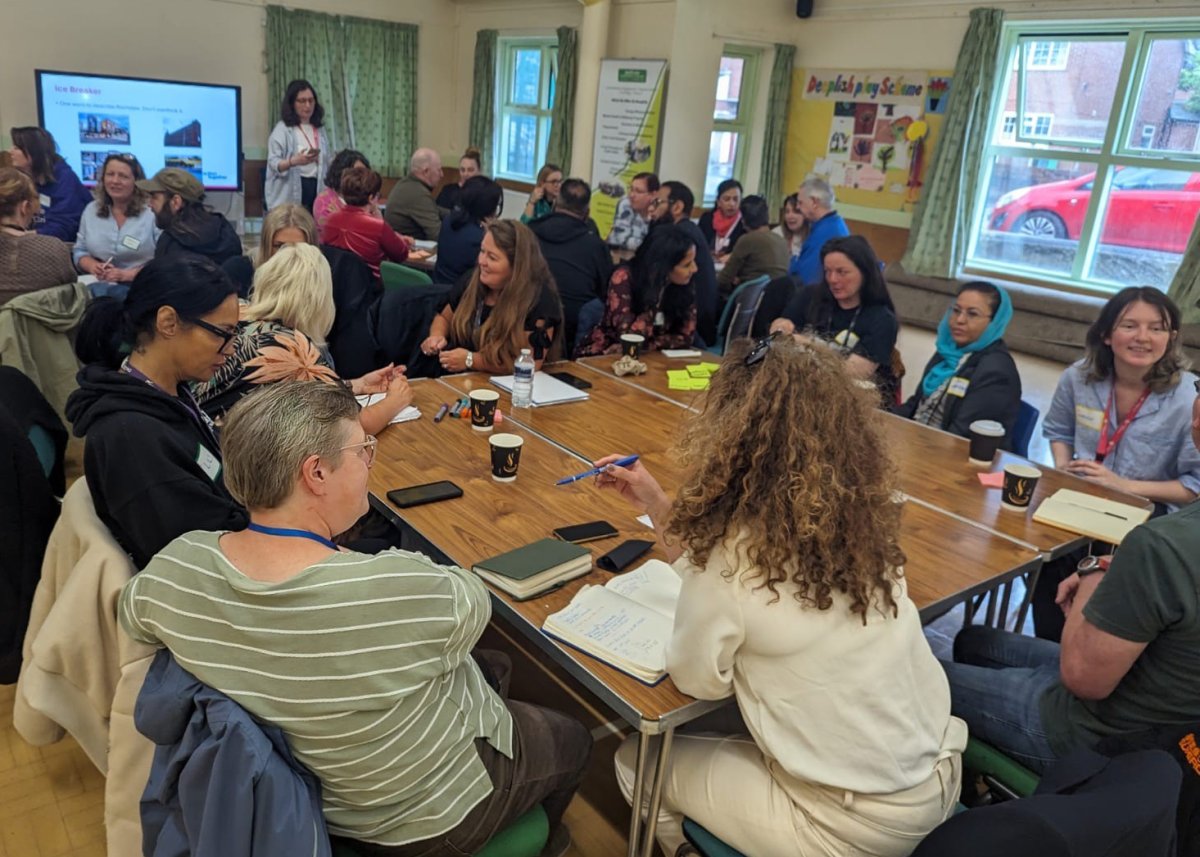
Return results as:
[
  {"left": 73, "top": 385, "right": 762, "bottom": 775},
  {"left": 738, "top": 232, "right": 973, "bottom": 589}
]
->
[{"left": 138, "top": 168, "right": 242, "bottom": 266}]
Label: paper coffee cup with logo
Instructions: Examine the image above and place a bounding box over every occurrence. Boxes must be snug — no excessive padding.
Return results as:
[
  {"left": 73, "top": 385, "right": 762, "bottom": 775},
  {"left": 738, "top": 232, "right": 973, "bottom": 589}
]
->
[
  {"left": 489, "top": 433, "right": 524, "bottom": 482},
  {"left": 968, "top": 420, "right": 1006, "bottom": 466},
  {"left": 469, "top": 389, "right": 500, "bottom": 432},
  {"left": 620, "top": 333, "right": 645, "bottom": 359},
  {"left": 1001, "top": 464, "right": 1042, "bottom": 511}
]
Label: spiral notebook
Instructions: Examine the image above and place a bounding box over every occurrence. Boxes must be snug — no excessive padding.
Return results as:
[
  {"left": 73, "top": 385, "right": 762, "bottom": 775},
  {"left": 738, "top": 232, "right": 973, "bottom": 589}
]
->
[{"left": 490, "top": 372, "right": 590, "bottom": 406}]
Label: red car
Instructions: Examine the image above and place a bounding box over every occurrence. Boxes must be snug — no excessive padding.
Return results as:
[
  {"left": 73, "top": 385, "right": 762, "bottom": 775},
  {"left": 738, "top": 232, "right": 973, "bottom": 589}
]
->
[{"left": 987, "top": 167, "right": 1200, "bottom": 254}]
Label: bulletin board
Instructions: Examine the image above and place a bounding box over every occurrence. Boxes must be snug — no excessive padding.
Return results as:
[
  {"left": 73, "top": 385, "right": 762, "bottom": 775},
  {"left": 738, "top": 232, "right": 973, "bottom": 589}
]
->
[{"left": 782, "top": 68, "right": 953, "bottom": 218}]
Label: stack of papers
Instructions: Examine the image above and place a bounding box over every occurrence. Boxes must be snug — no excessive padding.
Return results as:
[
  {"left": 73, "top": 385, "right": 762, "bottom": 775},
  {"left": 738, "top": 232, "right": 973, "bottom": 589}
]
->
[
  {"left": 491, "top": 372, "right": 589, "bottom": 406},
  {"left": 355, "top": 395, "right": 421, "bottom": 424},
  {"left": 666, "top": 361, "right": 720, "bottom": 391}
]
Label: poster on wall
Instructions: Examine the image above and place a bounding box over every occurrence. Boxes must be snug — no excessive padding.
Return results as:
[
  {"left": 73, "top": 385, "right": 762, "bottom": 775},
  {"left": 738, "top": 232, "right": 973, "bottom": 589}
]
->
[
  {"left": 800, "top": 68, "right": 936, "bottom": 203},
  {"left": 589, "top": 58, "right": 668, "bottom": 240}
]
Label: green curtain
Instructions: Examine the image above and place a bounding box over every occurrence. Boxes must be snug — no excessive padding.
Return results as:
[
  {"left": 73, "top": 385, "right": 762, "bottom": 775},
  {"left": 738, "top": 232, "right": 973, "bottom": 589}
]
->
[
  {"left": 546, "top": 26, "right": 579, "bottom": 173},
  {"left": 342, "top": 15, "right": 418, "bottom": 177},
  {"left": 901, "top": 8, "right": 1006, "bottom": 278},
  {"left": 266, "top": 5, "right": 416, "bottom": 176},
  {"left": 1167, "top": 216, "right": 1200, "bottom": 324},
  {"left": 468, "top": 30, "right": 498, "bottom": 173},
  {"left": 758, "top": 44, "right": 796, "bottom": 213},
  {"left": 265, "top": 6, "right": 349, "bottom": 153}
]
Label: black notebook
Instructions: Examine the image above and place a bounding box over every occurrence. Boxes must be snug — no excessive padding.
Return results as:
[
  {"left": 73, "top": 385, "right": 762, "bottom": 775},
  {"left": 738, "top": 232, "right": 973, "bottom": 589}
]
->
[{"left": 472, "top": 538, "right": 592, "bottom": 600}]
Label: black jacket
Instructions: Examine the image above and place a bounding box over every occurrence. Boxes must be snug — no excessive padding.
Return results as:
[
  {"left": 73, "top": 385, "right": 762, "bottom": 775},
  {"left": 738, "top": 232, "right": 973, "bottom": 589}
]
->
[
  {"left": 65, "top": 365, "right": 248, "bottom": 569},
  {"left": 156, "top": 210, "right": 243, "bottom": 267},
  {"left": 662, "top": 219, "right": 717, "bottom": 346},
  {"left": 896, "top": 339, "right": 1022, "bottom": 444},
  {"left": 697, "top": 209, "right": 747, "bottom": 254},
  {"left": 529, "top": 212, "right": 613, "bottom": 343},
  {"left": 322, "top": 244, "right": 384, "bottom": 379}
]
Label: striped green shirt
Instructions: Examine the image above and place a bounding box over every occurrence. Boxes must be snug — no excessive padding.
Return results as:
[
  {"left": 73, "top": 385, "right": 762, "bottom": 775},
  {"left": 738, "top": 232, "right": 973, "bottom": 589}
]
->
[{"left": 119, "top": 531, "right": 513, "bottom": 846}]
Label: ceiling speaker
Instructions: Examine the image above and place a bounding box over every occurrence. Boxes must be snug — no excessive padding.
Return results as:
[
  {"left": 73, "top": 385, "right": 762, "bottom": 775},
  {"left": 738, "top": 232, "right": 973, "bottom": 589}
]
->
[{"left": 796, "top": 0, "right": 813, "bottom": 18}]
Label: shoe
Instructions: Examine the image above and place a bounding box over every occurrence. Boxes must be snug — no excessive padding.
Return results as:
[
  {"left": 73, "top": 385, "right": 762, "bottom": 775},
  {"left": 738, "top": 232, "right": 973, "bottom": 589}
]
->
[{"left": 539, "top": 823, "right": 572, "bottom": 857}]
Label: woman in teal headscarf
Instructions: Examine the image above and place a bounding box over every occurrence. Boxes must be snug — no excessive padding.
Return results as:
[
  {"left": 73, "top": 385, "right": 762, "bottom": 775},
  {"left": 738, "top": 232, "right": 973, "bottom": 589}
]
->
[{"left": 896, "top": 281, "right": 1023, "bottom": 444}]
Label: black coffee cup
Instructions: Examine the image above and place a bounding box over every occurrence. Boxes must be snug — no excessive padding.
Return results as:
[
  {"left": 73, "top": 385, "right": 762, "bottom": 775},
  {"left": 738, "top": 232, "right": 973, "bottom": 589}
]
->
[
  {"left": 489, "top": 433, "right": 523, "bottom": 482},
  {"left": 1001, "top": 464, "right": 1042, "bottom": 511},
  {"left": 620, "top": 333, "right": 645, "bottom": 359},
  {"left": 469, "top": 389, "right": 499, "bottom": 432},
  {"left": 968, "top": 419, "right": 1006, "bottom": 466}
]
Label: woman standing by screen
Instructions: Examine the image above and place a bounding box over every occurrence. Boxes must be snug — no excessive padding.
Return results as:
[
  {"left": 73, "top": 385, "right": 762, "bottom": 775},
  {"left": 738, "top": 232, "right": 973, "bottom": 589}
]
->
[{"left": 265, "top": 80, "right": 333, "bottom": 213}]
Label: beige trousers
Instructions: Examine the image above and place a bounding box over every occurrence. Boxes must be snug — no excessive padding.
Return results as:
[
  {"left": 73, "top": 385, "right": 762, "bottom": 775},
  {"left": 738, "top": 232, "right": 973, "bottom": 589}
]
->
[{"left": 614, "top": 722, "right": 964, "bottom": 857}]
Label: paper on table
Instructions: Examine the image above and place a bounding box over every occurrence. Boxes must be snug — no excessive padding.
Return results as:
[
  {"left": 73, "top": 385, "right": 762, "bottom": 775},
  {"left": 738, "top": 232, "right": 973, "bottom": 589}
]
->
[
  {"left": 491, "top": 372, "right": 590, "bottom": 406},
  {"left": 977, "top": 471, "right": 1005, "bottom": 488},
  {"left": 661, "top": 349, "right": 702, "bottom": 358},
  {"left": 637, "top": 514, "right": 654, "bottom": 529},
  {"left": 355, "top": 395, "right": 422, "bottom": 424}
]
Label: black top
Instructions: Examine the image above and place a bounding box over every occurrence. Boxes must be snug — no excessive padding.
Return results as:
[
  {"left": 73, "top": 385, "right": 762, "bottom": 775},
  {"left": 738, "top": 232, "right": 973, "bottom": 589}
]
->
[
  {"left": 434, "top": 183, "right": 462, "bottom": 212},
  {"left": 658, "top": 219, "right": 718, "bottom": 346},
  {"left": 65, "top": 365, "right": 248, "bottom": 569},
  {"left": 782, "top": 284, "right": 899, "bottom": 367},
  {"left": 432, "top": 215, "right": 484, "bottom": 285},
  {"left": 440, "top": 275, "right": 563, "bottom": 350},
  {"left": 697, "top": 209, "right": 748, "bottom": 253},
  {"left": 896, "top": 339, "right": 1022, "bottom": 444},
  {"left": 528, "top": 212, "right": 613, "bottom": 316}
]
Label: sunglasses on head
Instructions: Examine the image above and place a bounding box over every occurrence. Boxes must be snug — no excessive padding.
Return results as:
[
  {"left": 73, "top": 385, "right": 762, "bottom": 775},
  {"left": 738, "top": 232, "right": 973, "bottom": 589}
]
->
[{"left": 744, "top": 331, "right": 781, "bottom": 367}]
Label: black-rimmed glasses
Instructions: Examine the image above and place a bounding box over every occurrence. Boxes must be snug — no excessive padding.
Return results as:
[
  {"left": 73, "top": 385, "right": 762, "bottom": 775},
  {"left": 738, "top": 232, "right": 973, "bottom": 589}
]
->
[{"left": 187, "top": 317, "right": 238, "bottom": 351}]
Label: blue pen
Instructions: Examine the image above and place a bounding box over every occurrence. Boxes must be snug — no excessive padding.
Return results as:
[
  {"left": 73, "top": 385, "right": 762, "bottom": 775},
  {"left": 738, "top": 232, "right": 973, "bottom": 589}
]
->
[{"left": 555, "top": 455, "right": 639, "bottom": 486}]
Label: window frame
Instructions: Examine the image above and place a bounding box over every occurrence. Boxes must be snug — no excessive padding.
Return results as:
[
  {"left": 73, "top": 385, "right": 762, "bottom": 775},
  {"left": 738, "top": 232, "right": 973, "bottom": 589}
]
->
[
  {"left": 494, "top": 36, "right": 559, "bottom": 183},
  {"left": 704, "top": 45, "right": 762, "bottom": 206},
  {"left": 965, "top": 20, "right": 1200, "bottom": 296}
]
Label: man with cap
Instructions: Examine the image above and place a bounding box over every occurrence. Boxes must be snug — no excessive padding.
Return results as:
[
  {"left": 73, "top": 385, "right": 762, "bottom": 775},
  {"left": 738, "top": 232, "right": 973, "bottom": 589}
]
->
[{"left": 138, "top": 168, "right": 242, "bottom": 266}]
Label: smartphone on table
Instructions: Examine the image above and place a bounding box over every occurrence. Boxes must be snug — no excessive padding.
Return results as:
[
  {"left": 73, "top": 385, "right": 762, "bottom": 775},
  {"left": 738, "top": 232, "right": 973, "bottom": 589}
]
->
[
  {"left": 387, "top": 481, "right": 463, "bottom": 508},
  {"left": 553, "top": 520, "right": 619, "bottom": 544}
]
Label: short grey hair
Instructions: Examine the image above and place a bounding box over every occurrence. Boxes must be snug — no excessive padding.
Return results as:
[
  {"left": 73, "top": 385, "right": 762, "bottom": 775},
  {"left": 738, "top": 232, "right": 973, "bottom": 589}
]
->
[
  {"left": 221, "top": 381, "right": 360, "bottom": 510},
  {"left": 409, "top": 147, "right": 439, "bottom": 174},
  {"left": 799, "top": 176, "right": 835, "bottom": 209}
]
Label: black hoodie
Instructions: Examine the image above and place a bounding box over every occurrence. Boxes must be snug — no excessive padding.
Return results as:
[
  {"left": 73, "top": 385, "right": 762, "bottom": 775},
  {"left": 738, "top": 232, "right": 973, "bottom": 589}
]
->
[
  {"left": 155, "top": 209, "right": 244, "bottom": 267},
  {"left": 66, "top": 365, "right": 248, "bottom": 569},
  {"left": 529, "top": 212, "right": 612, "bottom": 346}
]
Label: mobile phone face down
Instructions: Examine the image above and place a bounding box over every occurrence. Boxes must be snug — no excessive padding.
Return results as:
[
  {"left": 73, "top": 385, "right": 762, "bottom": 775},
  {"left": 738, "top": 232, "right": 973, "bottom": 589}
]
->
[
  {"left": 553, "top": 520, "right": 619, "bottom": 544},
  {"left": 387, "top": 481, "right": 463, "bottom": 508},
  {"left": 547, "top": 371, "right": 592, "bottom": 390}
]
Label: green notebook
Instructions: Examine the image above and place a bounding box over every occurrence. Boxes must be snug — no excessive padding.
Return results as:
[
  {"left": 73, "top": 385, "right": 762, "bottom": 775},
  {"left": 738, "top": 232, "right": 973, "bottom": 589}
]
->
[{"left": 473, "top": 538, "right": 592, "bottom": 600}]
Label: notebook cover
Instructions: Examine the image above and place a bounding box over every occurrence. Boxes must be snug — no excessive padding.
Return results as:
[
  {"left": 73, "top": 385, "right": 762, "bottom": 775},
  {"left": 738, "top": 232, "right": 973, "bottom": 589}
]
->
[{"left": 473, "top": 538, "right": 591, "bottom": 581}]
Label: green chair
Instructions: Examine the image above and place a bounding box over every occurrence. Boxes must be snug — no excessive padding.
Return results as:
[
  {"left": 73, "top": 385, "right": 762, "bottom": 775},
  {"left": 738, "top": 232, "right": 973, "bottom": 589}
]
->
[
  {"left": 962, "top": 737, "right": 1040, "bottom": 801},
  {"left": 331, "top": 805, "right": 548, "bottom": 857},
  {"left": 682, "top": 818, "right": 745, "bottom": 857},
  {"left": 380, "top": 260, "right": 433, "bottom": 290},
  {"left": 707, "top": 274, "right": 771, "bottom": 356}
]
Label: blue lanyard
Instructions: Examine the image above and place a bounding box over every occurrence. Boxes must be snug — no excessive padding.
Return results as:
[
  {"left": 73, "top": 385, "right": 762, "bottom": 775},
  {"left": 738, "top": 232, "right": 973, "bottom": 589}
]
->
[{"left": 246, "top": 522, "right": 338, "bottom": 550}]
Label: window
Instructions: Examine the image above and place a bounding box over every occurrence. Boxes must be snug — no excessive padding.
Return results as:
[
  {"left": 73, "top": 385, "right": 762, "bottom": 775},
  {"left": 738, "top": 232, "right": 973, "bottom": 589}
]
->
[
  {"left": 968, "top": 25, "right": 1200, "bottom": 294},
  {"left": 495, "top": 37, "right": 558, "bottom": 182},
  {"left": 703, "top": 47, "right": 760, "bottom": 204}
]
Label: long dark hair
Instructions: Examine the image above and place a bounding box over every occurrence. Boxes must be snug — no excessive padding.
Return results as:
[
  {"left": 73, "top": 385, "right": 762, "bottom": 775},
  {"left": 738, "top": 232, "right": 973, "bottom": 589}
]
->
[
  {"left": 280, "top": 79, "right": 324, "bottom": 127},
  {"left": 10, "top": 127, "right": 62, "bottom": 185},
  {"left": 809, "top": 235, "right": 894, "bottom": 327},
  {"left": 75, "top": 257, "right": 238, "bottom": 368},
  {"left": 450, "top": 176, "right": 502, "bottom": 230},
  {"left": 630, "top": 224, "right": 696, "bottom": 332},
  {"left": 323, "top": 149, "right": 369, "bottom": 190},
  {"left": 1084, "top": 286, "right": 1187, "bottom": 394}
]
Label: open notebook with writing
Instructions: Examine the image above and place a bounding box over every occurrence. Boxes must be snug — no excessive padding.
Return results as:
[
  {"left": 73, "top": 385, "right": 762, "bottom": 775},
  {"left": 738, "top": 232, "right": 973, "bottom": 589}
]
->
[{"left": 542, "top": 560, "right": 682, "bottom": 685}]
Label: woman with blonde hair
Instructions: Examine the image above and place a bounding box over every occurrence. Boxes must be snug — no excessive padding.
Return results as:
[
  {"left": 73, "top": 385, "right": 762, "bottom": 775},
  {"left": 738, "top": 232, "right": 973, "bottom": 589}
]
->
[
  {"left": 421, "top": 219, "right": 562, "bottom": 374},
  {"left": 0, "top": 166, "right": 76, "bottom": 305},
  {"left": 74, "top": 153, "right": 157, "bottom": 294},
  {"left": 221, "top": 203, "right": 318, "bottom": 296},
  {"left": 195, "top": 243, "right": 411, "bottom": 433},
  {"left": 594, "top": 335, "right": 965, "bottom": 857},
  {"left": 519, "top": 163, "right": 563, "bottom": 224}
]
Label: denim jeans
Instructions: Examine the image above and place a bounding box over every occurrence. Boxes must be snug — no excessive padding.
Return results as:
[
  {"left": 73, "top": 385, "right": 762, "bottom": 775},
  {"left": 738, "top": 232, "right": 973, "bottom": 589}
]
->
[{"left": 940, "top": 625, "right": 1062, "bottom": 773}]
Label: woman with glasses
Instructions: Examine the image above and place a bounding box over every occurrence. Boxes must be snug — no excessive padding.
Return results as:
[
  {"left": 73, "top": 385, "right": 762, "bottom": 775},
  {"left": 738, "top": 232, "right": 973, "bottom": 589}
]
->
[
  {"left": 74, "top": 153, "right": 158, "bottom": 297},
  {"left": 895, "top": 281, "right": 1021, "bottom": 442},
  {"left": 120, "top": 380, "right": 592, "bottom": 856},
  {"left": 519, "top": 163, "right": 562, "bottom": 224},
  {"left": 592, "top": 336, "right": 965, "bottom": 857},
  {"left": 434, "top": 175, "right": 503, "bottom": 285},
  {"left": 66, "top": 256, "right": 249, "bottom": 568},
  {"left": 195, "top": 243, "right": 412, "bottom": 434},
  {"left": 265, "top": 79, "right": 333, "bottom": 213}
]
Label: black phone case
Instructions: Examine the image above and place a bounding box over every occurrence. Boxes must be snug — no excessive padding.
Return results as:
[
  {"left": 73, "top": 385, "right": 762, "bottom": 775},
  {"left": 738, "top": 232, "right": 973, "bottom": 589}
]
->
[
  {"left": 548, "top": 371, "right": 592, "bottom": 390},
  {"left": 553, "top": 521, "right": 618, "bottom": 544},
  {"left": 387, "top": 482, "right": 463, "bottom": 508},
  {"left": 597, "top": 539, "right": 655, "bottom": 572}
]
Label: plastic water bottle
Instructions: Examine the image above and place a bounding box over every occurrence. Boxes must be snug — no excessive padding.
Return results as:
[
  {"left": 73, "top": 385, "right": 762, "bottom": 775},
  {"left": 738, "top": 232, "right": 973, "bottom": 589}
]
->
[{"left": 512, "top": 348, "right": 534, "bottom": 409}]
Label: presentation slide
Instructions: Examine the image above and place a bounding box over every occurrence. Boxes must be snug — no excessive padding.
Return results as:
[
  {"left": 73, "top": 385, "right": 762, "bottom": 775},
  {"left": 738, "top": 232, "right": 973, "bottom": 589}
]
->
[{"left": 36, "top": 70, "right": 241, "bottom": 191}]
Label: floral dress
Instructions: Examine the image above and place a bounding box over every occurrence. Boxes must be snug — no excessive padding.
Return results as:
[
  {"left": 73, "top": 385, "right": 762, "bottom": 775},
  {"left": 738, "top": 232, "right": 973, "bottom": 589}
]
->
[{"left": 575, "top": 266, "right": 697, "bottom": 357}]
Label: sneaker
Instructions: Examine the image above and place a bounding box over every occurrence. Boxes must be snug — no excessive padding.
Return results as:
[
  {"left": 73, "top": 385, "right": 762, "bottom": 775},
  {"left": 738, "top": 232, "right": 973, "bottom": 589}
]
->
[{"left": 539, "top": 824, "right": 572, "bottom": 857}]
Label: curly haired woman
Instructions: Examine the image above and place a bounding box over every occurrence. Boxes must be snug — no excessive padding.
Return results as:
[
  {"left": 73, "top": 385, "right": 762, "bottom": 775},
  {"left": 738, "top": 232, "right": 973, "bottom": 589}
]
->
[{"left": 593, "top": 335, "right": 966, "bottom": 857}]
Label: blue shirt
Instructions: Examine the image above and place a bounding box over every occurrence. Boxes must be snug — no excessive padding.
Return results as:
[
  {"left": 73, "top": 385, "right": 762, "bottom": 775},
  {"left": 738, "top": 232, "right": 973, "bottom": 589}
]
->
[
  {"left": 1042, "top": 360, "right": 1200, "bottom": 509},
  {"left": 788, "top": 210, "right": 850, "bottom": 285},
  {"left": 33, "top": 160, "right": 92, "bottom": 242},
  {"left": 73, "top": 201, "right": 158, "bottom": 273}
]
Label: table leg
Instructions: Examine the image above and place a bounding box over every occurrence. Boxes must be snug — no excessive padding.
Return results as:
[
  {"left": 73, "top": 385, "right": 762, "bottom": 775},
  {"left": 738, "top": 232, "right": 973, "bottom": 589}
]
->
[
  {"left": 639, "top": 727, "right": 675, "bottom": 857},
  {"left": 626, "top": 730, "right": 650, "bottom": 857}
]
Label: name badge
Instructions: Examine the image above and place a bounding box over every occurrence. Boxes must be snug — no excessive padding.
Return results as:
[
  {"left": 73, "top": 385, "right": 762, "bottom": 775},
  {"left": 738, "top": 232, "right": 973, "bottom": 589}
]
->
[
  {"left": 196, "top": 444, "right": 222, "bottom": 482},
  {"left": 654, "top": 311, "right": 665, "bottom": 328},
  {"left": 947, "top": 376, "right": 970, "bottom": 397},
  {"left": 834, "top": 329, "right": 860, "bottom": 351},
  {"left": 1075, "top": 405, "right": 1104, "bottom": 432},
  {"left": 38, "top": 193, "right": 51, "bottom": 208},
  {"left": 121, "top": 235, "right": 141, "bottom": 251}
]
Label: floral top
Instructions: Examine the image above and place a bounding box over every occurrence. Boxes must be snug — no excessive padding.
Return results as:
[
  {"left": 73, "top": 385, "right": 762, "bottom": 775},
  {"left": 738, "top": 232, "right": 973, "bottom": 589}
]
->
[
  {"left": 576, "top": 265, "right": 697, "bottom": 357},
  {"left": 192, "top": 319, "right": 338, "bottom": 419}
]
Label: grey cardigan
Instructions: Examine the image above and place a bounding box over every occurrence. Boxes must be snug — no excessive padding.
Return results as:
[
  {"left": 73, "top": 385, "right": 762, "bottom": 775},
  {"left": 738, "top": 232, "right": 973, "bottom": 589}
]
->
[{"left": 264, "top": 120, "right": 334, "bottom": 211}]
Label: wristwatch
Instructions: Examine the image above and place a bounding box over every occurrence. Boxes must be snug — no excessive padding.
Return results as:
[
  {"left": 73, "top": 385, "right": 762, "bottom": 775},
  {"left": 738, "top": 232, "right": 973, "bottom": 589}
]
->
[
  {"left": 465, "top": 351, "right": 474, "bottom": 370},
  {"left": 1076, "top": 555, "right": 1111, "bottom": 577}
]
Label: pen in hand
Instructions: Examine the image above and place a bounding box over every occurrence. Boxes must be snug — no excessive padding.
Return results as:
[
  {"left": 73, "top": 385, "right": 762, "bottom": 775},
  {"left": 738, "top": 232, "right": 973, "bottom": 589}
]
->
[{"left": 555, "top": 455, "right": 639, "bottom": 486}]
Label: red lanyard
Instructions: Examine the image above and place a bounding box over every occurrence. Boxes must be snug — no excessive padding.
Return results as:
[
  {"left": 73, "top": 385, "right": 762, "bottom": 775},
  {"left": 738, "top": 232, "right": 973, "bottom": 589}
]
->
[{"left": 1095, "top": 385, "right": 1150, "bottom": 462}]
